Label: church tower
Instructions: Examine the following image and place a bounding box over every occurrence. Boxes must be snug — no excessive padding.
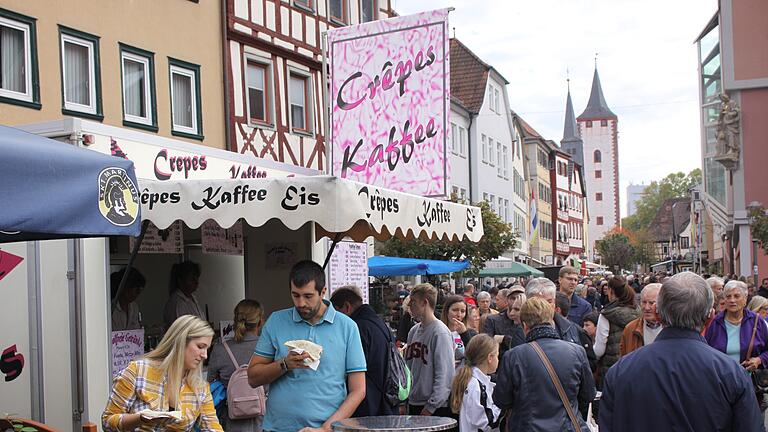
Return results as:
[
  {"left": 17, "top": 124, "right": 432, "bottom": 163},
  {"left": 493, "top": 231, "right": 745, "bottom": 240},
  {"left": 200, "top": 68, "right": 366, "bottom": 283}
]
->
[
  {"left": 561, "top": 82, "right": 583, "bottom": 166},
  {"left": 577, "top": 66, "right": 619, "bottom": 260}
]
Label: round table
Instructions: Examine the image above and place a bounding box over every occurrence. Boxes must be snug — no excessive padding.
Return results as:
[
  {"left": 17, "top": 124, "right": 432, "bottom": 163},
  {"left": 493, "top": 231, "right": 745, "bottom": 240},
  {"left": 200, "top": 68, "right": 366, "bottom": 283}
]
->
[{"left": 331, "top": 416, "right": 457, "bottom": 432}]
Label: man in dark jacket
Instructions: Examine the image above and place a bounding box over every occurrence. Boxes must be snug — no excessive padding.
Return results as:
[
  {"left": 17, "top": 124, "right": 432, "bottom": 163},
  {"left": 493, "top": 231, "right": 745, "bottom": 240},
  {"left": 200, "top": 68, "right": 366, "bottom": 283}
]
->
[
  {"left": 331, "top": 287, "right": 395, "bottom": 416},
  {"left": 494, "top": 297, "right": 595, "bottom": 431},
  {"left": 483, "top": 287, "right": 526, "bottom": 356},
  {"left": 558, "top": 266, "right": 593, "bottom": 326},
  {"left": 600, "top": 272, "right": 762, "bottom": 432}
]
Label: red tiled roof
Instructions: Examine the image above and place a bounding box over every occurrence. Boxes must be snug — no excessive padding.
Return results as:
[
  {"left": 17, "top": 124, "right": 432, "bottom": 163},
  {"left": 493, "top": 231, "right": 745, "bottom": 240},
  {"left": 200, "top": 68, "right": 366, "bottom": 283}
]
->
[
  {"left": 450, "top": 38, "right": 489, "bottom": 113},
  {"left": 515, "top": 115, "right": 543, "bottom": 139}
]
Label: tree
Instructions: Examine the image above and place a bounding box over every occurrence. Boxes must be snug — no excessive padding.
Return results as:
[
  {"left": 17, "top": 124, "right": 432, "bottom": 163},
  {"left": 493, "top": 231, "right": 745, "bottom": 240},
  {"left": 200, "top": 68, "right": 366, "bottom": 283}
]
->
[
  {"left": 749, "top": 206, "right": 768, "bottom": 254},
  {"left": 379, "top": 200, "right": 517, "bottom": 273},
  {"left": 596, "top": 229, "right": 636, "bottom": 272},
  {"left": 630, "top": 228, "right": 656, "bottom": 270},
  {"left": 623, "top": 169, "right": 701, "bottom": 232}
]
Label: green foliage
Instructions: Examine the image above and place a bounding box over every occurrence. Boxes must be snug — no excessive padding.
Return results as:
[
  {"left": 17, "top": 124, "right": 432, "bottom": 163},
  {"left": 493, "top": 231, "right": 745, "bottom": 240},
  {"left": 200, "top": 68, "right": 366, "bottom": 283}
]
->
[
  {"left": 379, "top": 201, "right": 517, "bottom": 273},
  {"left": 750, "top": 206, "right": 768, "bottom": 254},
  {"left": 630, "top": 228, "right": 657, "bottom": 268},
  {"left": 623, "top": 169, "right": 701, "bottom": 232},
  {"left": 596, "top": 231, "right": 636, "bottom": 272}
]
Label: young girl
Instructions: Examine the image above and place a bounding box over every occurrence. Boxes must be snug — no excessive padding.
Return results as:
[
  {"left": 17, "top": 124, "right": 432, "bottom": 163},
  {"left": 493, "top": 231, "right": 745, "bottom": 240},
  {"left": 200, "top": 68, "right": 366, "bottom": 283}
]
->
[
  {"left": 450, "top": 334, "right": 501, "bottom": 432},
  {"left": 441, "top": 295, "right": 477, "bottom": 366}
]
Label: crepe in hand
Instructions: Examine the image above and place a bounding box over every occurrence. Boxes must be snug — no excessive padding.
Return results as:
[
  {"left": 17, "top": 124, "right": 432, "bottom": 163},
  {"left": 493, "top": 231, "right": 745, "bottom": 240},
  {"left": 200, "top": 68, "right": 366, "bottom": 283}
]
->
[{"left": 285, "top": 339, "right": 323, "bottom": 362}]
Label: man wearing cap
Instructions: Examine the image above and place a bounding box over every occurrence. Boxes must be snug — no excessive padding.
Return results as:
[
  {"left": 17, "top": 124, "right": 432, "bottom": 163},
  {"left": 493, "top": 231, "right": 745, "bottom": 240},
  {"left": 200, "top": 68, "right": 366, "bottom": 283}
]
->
[{"left": 483, "top": 286, "right": 526, "bottom": 355}]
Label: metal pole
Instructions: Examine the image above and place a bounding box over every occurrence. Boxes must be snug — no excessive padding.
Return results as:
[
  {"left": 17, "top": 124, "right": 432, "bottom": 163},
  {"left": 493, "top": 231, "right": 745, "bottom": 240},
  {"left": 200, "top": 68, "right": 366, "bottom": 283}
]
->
[
  {"left": 753, "top": 239, "right": 759, "bottom": 288},
  {"left": 115, "top": 220, "right": 150, "bottom": 305},
  {"left": 321, "top": 31, "right": 331, "bottom": 175}
]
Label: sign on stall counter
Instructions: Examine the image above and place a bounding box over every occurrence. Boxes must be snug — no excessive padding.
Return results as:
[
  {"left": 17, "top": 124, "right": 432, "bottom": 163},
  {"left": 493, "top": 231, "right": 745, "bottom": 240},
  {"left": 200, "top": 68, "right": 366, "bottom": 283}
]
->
[
  {"left": 129, "top": 221, "right": 183, "bottom": 254},
  {"left": 112, "top": 329, "right": 144, "bottom": 376},
  {"left": 202, "top": 220, "right": 244, "bottom": 255},
  {"left": 328, "top": 241, "right": 369, "bottom": 304},
  {"left": 328, "top": 9, "right": 450, "bottom": 197}
]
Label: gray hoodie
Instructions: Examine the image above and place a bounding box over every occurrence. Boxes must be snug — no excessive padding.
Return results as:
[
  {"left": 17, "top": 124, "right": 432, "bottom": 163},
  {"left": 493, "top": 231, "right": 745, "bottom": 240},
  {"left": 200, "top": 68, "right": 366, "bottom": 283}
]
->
[{"left": 405, "top": 319, "right": 455, "bottom": 412}]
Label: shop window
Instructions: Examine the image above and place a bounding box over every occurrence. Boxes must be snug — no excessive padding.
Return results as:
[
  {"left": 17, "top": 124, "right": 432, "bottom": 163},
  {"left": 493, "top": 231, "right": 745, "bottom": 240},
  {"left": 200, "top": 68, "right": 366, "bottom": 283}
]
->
[
  {"left": 289, "top": 71, "right": 313, "bottom": 134},
  {"left": 246, "top": 58, "right": 273, "bottom": 126},
  {"left": 594, "top": 149, "right": 601, "bottom": 163},
  {"left": 329, "top": 0, "right": 347, "bottom": 24},
  {"left": 60, "top": 26, "right": 102, "bottom": 118},
  {"left": 360, "top": 0, "right": 377, "bottom": 22},
  {"left": 169, "top": 58, "right": 203, "bottom": 139},
  {"left": 0, "top": 9, "right": 39, "bottom": 108},
  {"left": 120, "top": 44, "right": 156, "bottom": 130}
]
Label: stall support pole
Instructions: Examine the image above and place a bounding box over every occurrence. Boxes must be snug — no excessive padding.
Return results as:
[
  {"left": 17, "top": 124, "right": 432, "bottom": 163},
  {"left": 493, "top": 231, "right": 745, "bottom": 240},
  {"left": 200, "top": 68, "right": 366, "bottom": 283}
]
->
[
  {"left": 322, "top": 233, "right": 343, "bottom": 270},
  {"left": 115, "top": 221, "right": 149, "bottom": 302}
]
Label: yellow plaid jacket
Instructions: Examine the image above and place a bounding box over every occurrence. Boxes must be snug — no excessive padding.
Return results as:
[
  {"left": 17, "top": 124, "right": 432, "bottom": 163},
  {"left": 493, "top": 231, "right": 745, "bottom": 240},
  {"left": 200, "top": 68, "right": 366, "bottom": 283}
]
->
[{"left": 102, "top": 359, "right": 223, "bottom": 432}]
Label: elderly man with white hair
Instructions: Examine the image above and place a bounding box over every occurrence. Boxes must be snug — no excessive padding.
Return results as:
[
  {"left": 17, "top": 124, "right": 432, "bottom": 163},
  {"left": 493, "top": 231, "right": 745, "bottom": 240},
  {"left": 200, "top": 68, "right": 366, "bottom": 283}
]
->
[
  {"left": 705, "top": 276, "right": 724, "bottom": 297},
  {"left": 600, "top": 272, "right": 763, "bottom": 432},
  {"left": 619, "top": 283, "right": 662, "bottom": 356},
  {"left": 476, "top": 291, "right": 498, "bottom": 316}
]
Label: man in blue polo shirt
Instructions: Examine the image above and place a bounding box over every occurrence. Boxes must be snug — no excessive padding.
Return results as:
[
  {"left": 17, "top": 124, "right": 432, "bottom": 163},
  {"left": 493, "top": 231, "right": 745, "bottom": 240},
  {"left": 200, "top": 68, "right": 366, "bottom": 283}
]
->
[
  {"left": 558, "top": 266, "right": 592, "bottom": 326},
  {"left": 248, "top": 260, "right": 367, "bottom": 432}
]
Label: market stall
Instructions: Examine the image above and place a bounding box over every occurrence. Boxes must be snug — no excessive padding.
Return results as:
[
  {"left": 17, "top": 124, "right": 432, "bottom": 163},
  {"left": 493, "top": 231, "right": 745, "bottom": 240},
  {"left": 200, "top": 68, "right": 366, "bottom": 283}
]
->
[
  {"left": 368, "top": 256, "right": 470, "bottom": 277},
  {"left": 478, "top": 262, "right": 544, "bottom": 278}
]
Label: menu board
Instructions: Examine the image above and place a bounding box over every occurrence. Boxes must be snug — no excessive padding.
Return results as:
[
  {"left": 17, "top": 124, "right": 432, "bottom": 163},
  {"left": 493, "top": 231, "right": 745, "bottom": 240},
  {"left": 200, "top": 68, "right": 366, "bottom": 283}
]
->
[
  {"left": 129, "top": 221, "right": 183, "bottom": 254},
  {"left": 202, "top": 220, "right": 244, "bottom": 255},
  {"left": 328, "top": 241, "right": 369, "bottom": 304},
  {"left": 111, "top": 329, "right": 145, "bottom": 376}
]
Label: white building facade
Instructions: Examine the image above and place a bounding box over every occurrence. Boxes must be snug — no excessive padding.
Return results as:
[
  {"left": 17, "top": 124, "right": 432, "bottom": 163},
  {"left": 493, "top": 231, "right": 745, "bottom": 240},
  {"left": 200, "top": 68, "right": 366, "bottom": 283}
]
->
[{"left": 577, "top": 67, "right": 620, "bottom": 259}]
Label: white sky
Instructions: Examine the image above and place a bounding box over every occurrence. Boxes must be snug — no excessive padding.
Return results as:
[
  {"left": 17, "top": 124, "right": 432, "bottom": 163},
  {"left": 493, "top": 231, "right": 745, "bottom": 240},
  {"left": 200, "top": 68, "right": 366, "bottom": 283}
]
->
[{"left": 394, "top": 0, "right": 717, "bottom": 217}]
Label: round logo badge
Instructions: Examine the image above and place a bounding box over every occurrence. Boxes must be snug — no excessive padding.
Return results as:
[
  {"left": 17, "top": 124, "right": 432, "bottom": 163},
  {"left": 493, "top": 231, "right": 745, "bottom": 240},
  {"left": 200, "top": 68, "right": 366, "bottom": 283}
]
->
[{"left": 98, "top": 167, "right": 139, "bottom": 226}]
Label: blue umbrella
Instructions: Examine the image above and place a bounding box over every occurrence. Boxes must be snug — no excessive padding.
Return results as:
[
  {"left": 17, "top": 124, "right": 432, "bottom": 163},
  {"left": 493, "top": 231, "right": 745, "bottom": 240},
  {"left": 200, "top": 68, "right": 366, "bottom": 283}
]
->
[
  {"left": 368, "top": 256, "right": 470, "bottom": 277},
  {"left": 0, "top": 125, "right": 141, "bottom": 242}
]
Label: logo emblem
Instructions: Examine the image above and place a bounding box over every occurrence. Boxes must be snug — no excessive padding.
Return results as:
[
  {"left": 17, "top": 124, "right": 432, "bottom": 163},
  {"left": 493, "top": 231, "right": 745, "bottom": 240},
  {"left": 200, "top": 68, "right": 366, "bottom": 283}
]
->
[{"left": 98, "top": 167, "right": 139, "bottom": 226}]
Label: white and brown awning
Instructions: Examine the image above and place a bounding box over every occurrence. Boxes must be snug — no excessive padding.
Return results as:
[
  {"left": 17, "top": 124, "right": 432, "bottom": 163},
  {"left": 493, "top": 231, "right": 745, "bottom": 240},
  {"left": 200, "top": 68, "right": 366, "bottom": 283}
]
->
[{"left": 139, "top": 176, "right": 484, "bottom": 243}]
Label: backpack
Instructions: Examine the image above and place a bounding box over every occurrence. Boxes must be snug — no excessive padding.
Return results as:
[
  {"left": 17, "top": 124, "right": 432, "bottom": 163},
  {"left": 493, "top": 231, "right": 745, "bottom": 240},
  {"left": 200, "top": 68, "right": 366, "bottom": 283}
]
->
[
  {"left": 367, "top": 319, "right": 411, "bottom": 406},
  {"left": 221, "top": 338, "right": 267, "bottom": 419}
]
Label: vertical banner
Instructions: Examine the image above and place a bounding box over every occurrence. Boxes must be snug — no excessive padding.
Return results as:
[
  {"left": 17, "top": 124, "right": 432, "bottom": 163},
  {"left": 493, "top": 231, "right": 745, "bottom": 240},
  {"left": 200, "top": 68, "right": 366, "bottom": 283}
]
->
[
  {"left": 328, "top": 9, "right": 450, "bottom": 197},
  {"left": 328, "top": 241, "right": 370, "bottom": 304}
]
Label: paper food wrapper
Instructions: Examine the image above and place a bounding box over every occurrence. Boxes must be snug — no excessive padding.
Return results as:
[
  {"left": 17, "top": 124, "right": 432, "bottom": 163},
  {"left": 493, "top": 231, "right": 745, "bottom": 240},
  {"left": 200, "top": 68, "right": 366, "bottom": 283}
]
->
[
  {"left": 139, "top": 410, "right": 182, "bottom": 422},
  {"left": 289, "top": 347, "right": 320, "bottom": 370}
]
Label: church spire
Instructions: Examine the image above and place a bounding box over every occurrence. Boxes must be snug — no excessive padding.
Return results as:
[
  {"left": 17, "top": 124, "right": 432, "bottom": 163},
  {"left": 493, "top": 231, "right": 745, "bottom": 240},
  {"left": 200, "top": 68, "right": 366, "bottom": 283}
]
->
[
  {"left": 578, "top": 66, "right": 616, "bottom": 120},
  {"left": 561, "top": 80, "right": 584, "bottom": 165}
]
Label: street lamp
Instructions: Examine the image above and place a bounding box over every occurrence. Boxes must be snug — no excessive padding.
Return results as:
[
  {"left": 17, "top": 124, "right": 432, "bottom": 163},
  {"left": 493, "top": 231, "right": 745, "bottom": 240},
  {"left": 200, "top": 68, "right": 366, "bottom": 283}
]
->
[{"left": 747, "top": 201, "right": 763, "bottom": 288}]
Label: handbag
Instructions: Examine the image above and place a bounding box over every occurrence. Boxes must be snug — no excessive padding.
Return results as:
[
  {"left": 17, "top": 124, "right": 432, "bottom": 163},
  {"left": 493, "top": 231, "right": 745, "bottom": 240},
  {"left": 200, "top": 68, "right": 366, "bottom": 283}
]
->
[
  {"left": 530, "top": 341, "right": 584, "bottom": 432},
  {"left": 746, "top": 316, "right": 768, "bottom": 394}
]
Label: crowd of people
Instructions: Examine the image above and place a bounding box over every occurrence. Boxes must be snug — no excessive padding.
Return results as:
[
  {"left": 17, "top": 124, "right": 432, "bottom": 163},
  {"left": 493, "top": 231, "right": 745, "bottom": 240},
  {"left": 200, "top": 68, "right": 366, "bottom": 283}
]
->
[{"left": 101, "top": 261, "right": 768, "bottom": 432}]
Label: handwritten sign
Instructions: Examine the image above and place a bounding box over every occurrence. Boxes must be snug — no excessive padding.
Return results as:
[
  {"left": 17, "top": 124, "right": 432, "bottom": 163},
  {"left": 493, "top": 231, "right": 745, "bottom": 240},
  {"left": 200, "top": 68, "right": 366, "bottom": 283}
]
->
[
  {"left": 265, "top": 242, "right": 297, "bottom": 270},
  {"left": 328, "top": 241, "right": 369, "bottom": 304},
  {"left": 129, "top": 221, "right": 183, "bottom": 254},
  {"left": 0, "top": 250, "right": 23, "bottom": 282},
  {"left": 111, "top": 329, "right": 145, "bottom": 376},
  {"left": 202, "top": 220, "right": 244, "bottom": 255},
  {"left": 328, "top": 9, "right": 450, "bottom": 197}
]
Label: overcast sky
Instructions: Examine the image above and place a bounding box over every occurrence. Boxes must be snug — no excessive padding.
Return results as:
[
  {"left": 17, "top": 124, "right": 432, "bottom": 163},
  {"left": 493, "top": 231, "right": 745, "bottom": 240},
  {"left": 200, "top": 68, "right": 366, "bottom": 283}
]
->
[{"left": 395, "top": 0, "right": 717, "bottom": 217}]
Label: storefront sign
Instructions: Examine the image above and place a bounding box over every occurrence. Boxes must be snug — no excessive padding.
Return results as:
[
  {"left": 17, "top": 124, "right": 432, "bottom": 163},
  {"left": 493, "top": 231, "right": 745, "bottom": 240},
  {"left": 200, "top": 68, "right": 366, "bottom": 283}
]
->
[
  {"left": 0, "top": 250, "right": 23, "bottom": 282},
  {"left": 129, "top": 221, "right": 183, "bottom": 254},
  {"left": 90, "top": 135, "right": 295, "bottom": 181},
  {"left": 202, "top": 220, "right": 244, "bottom": 256},
  {"left": 111, "top": 329, "right": 144, "bottom": 376},
  {"left": 328, "top": 9, "right": 450, "bottom": 197},
  {"left": 328, "top": 241, "right": 369, "bottom": 304}
]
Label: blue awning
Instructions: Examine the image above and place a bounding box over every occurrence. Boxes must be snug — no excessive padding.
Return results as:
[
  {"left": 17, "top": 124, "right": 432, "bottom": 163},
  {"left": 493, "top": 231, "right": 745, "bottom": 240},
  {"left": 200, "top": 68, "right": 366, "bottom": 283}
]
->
[
  {"left": 0, "top": 125, "right": 141, "bottom": 242},
  {"left": 368, "top": 256, "right": 470, "bottom": 277}
]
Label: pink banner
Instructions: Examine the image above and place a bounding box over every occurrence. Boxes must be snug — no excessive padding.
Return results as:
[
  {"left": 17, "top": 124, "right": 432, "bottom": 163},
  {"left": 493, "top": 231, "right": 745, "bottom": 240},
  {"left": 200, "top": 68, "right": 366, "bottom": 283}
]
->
[{"left": 328, "top": 9, "right": 450, "bottom": 197}]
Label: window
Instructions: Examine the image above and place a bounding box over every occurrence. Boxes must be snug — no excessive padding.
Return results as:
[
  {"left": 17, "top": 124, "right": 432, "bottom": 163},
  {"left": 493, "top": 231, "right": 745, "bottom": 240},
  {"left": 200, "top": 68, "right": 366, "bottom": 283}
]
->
[
  {"left": 451, "top": 123, "right": 458, "bottom": 154},
  {"left": 680, "top": 237, "right": 690, "bottom": 249},
  {"left": 483, "top": 192, "right": 489, "bottom": 203},
  {"left": 597, "top": 216, "right": 604, "bottom": 225},
  {"left": 496, "top": 142, "right": 502, "bottom": 175},
  {"left": 329, "top": 0, "right": 347, "bottom": 24},
  {"left": 489, "top": 138, "right": 495, "bottom": 166},
  {"left": 494, "top": 88, "right": 500, "bottom": 113},
  {"left": 600, "top": 119, "right": 608, "bottom": 127},
  {"left": 169, "top": 58, "right": 203, "bottom": 139},
  {"left": 595, "top": 170, "right": 602, "bottom": 179},
  {"left": 460, "top": 188, "right": 467, "bottom": 200},
  {"left": 459, "top": 126, "right": 466, "bottom": 156},
  {"left": 596, "top": 192, "right": 603, "bottom": 201},
  {"left": 120, "top": 44, "right": 156, "bottom": 130},
  {"left": 452, "top": 186, "right": 459, "bottom": 197},
  {"left": 586, "top": 120, "right": 593, "bottom": 128},
  {"left": 489, "top": 194, "right": 496, "bottom": 213},
  {"left": 594, "top": 150, "right": 601, "bottom": 163},
  {"left": 293, "top": 0, "right": 314, "bottom": 10},
  {"left": 0, "top": 9, "right": 39, "bottom": 108},
  {"left": 481, "top": 134, "right": 488, "bottom": 162},
  {"left": 498, "top": 197, "right": 504, "bottom": 219},
  {"left": 289, "top": 71, "right": 313, "bottom": 134},
  {"left": 60, "top": 26, "right": 101, "bottom": 118},
  {"left": 487, "top": 85, "right": 494, "bottom": 113},
  {"left": 246, "top": 59, "right": 273, "bottom": 126},
  {"left": 360, "top": 0, "right": 377, "bottom": 22},
  {"left": 501, "top": 145, "right": 508, "bottom": 178}
]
